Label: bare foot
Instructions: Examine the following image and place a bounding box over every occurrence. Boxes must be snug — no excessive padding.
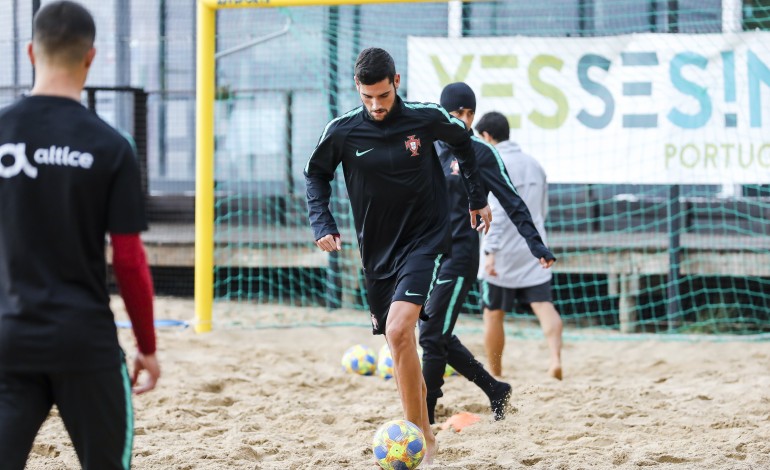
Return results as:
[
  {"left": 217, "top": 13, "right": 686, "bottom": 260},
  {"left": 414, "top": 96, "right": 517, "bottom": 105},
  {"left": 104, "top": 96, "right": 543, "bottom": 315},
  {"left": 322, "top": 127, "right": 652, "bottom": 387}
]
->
[
  {"left": 422, "top": 432, "right": 437, "bottom": 465},
  {"left": 549, "top": 364, "right": 563, "bottom": 380}
]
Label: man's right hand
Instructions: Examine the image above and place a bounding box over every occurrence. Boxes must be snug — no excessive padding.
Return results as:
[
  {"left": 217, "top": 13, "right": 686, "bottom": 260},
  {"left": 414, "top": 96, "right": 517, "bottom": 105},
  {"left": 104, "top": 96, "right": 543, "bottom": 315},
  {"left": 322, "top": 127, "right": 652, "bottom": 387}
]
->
[{"left": 315, "top": 234, "right": 341, "bottom": 252}]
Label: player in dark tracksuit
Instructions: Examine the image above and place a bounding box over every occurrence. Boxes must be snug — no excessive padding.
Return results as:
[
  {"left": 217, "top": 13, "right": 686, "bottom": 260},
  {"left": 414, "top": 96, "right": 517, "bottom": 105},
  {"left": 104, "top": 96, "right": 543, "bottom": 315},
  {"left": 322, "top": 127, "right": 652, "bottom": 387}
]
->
[
  {"left": 0, "top": 3, "right": 159, "bottom": 469},
  {"left": 419, "top": 82, "right": 556, "bottom": 423},
  {"left": 305, "top": 75, "right": 490, "bottom": 330},
  {"left": 305, "top": 93, "right": 484, "bottom": 297},
  {"left": 305, "top": 49, "right": 492, "bottom": 462}
]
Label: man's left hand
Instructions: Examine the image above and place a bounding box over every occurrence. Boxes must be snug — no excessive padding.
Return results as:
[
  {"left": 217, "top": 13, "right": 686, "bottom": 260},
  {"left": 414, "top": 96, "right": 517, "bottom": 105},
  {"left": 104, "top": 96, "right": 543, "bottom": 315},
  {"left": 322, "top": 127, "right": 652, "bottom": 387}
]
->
[
  {"left": 470, "top": 205, "right": 492, "bottom": 234},
  {"left": 132, "top": 351, "right": 160, "bottom": 395}
]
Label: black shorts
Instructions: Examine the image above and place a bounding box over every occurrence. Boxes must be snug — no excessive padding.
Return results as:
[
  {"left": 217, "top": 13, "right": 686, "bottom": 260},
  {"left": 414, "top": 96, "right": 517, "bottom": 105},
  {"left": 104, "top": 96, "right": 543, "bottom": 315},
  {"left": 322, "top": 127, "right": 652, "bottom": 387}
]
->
[
  {"left": 421, "top": 273, "right": 474, "bottom": 338},
  {"left": 0, "top": 361, "right": 134, "bottom": 470},
  {"left": 480, "top": 279, "right": 553, "bottom": 312},
  {"left": 365, "top": 253, "right": 444, "bottom": 335}
]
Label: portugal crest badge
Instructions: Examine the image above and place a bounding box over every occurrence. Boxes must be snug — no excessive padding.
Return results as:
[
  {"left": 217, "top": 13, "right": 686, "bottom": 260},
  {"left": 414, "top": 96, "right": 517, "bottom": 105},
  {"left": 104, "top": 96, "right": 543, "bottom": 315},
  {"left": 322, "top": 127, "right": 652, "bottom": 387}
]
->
[
  {"left": 450, "top": 159, "right": 460, "bottom": 175},
  {"left": 404, "top": 135, "right": 421, "bottom": 157}
]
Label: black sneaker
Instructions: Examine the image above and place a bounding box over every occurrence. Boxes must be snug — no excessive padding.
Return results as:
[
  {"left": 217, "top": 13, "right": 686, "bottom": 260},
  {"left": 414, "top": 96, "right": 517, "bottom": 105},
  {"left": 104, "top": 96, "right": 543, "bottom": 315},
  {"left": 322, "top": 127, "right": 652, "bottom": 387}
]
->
[{"left": 490, "top": 382, "right": 512, "bottom": 421}]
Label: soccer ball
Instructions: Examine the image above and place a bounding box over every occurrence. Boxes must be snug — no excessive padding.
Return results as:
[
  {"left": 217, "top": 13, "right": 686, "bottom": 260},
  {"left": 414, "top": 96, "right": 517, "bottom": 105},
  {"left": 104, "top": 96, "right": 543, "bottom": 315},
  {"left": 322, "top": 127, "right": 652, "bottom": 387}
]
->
[
  {"left": 341, "top": 344, "right": 376, "bottom": 376},
  {"left": 372, "top": 419, "right": 426, "bottom": 470},
  {"left": 377, "top": 344, "right": 394, "bottom": 380},
  {"left": 444, "top": 364, "right": 459, "bottom": 377}
]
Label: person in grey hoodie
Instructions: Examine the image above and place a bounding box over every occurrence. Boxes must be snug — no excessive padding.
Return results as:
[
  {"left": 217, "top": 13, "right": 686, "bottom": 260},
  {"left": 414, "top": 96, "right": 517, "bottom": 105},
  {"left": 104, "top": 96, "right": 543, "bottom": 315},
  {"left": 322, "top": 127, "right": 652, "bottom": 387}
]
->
[{"left": 476, "top": 111, "right": 564, "bottom": 380}]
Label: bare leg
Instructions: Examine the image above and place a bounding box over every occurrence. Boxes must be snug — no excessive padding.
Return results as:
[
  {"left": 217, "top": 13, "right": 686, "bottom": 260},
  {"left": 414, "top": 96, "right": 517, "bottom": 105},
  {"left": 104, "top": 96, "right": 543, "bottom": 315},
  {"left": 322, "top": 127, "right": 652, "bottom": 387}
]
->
[
  {"left": 530, "top": 301, "right": 563, "bottom": 380},
  {"left": 386, "top": 301, "right": 436, "bottom": 464},
  {"left": 482, "top": 308, "right": 505, "bottom": 377}
]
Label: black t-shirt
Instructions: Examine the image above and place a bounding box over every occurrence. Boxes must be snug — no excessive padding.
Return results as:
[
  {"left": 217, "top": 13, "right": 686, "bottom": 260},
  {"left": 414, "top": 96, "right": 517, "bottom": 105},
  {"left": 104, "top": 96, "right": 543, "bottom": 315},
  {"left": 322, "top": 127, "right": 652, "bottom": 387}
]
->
[
  {"left": 305, "top": 97, "right": 486, "bottom": 279},
  {"left": 436, "top": 134, "right": 553, "bottom": 278},
  {"left": 0, "top": 95, "right": 147, "bottom": 372}
]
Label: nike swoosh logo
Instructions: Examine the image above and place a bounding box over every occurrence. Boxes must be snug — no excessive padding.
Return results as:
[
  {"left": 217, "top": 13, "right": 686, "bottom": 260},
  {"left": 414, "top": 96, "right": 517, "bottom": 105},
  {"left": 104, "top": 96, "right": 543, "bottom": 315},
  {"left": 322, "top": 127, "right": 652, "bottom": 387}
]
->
[
  {"left": 404, "top": 290, "right": 424, "bottom": 297},
  {"left": 355, "top": 148, "right": 374, "bottom": 157},
  {"left": 435, "top": 279, "right": 453, "bottom": 285}
]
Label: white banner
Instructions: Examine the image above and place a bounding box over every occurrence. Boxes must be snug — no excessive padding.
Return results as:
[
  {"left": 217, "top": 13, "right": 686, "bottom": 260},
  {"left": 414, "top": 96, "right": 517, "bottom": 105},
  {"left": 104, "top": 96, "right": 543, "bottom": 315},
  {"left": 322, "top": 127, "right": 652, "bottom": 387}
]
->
[{"left": 408, "top": 33, "right": 770, "bottom": 184}]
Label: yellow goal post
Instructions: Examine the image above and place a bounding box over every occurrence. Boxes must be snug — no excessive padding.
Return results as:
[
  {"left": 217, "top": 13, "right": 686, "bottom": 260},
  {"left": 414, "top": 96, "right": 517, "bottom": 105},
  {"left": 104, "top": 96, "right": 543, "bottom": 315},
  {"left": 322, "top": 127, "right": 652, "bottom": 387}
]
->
[{"left": 194, "top": 0, "right": 452, "bottom": 332}]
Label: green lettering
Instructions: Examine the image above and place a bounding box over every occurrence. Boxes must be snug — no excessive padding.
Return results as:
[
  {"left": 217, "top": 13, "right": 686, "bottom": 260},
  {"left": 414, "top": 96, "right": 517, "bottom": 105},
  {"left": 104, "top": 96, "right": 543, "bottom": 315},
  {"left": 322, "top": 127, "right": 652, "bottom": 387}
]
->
[
  {"left": 665, "top": 144, "right": 677, "bottom": 169},
  {"left": 681, "top": 143, "right": 699, "bottom": 168},
  {"left": 480, "top": 55, "right": 519, "bottom": 126},
  {"left": 720, "top": 143, "right": 734, "bottom": 166},
  {"left": 758, "top": 144, "right": 770, "bottom": 168},
  {"left": 739, "top": 144, "right": 754, "bottom": 168},
  {"left": 481, "top": 84, "right": 513, "bottom": 97},
  {"left": 430, "top": 55, "right": 473, "bottom": 87},
  {"left": 528, "top": 55, "right": 568, "bottom": 129},
  {"left": 480, "top": 55, "right": 517, "bottom": 69},
  {"left": 703, "top": 144, "right": 717, "bottom": 167}
]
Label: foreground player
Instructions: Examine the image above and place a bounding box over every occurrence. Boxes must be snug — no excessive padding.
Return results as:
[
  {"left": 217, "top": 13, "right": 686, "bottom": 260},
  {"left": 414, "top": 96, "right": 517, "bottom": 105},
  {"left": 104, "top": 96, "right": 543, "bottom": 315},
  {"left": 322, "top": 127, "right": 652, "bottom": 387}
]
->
[
  {"left": 476, "top": 111, "right": 564, "bottom": 380},
  {"left": 420, "top": 83, "right": 556, "bottom": 424},
  {"left": 305, "top": 48, "right": 492, "bottom": 462},
  {"left": 0, "top": 2, "right": 160, "bottom": 469}
]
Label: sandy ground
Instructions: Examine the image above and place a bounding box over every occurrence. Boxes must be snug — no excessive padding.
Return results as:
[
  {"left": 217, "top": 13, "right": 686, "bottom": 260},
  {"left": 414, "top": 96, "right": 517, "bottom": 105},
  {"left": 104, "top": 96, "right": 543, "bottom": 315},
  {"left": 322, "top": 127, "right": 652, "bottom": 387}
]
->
[{"left": 25, "top": 297, "right": 770, "bottom": 469}]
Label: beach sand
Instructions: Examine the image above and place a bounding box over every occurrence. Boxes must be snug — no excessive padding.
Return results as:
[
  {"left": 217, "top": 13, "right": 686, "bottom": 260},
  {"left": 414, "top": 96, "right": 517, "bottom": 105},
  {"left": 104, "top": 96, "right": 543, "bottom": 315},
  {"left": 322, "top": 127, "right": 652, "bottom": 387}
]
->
[{"left": 26, "top": 297, "right": 770, "bottom": 469}]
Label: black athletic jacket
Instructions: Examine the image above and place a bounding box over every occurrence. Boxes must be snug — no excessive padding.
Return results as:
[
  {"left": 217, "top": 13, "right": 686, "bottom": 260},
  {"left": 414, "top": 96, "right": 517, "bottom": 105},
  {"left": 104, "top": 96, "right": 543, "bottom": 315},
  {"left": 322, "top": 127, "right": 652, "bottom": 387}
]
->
[
  {"left": 305, "top": 97, "right": 487, "bottom": 279},
  {"left": 437, "top": 133, "right": 555, "bottom": 277}
]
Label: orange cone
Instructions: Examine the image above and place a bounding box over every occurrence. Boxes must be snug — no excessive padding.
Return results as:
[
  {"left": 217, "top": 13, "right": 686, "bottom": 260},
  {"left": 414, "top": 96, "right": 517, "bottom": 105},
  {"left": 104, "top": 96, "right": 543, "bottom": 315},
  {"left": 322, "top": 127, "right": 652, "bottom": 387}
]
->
[{"left": 440, "top": 412, "right": 481, "bottom": 432}]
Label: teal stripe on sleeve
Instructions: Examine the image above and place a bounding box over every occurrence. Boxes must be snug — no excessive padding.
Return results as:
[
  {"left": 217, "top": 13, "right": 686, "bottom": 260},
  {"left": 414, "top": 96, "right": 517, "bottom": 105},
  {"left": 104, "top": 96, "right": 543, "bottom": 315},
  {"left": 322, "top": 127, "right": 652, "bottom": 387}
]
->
[
  {"left": 471, "top": 135, "right": 519, "bottom": 195},
  {"left": 304, "top": 106, "right": 363, "bottom": 173},
  {"left": 404, "top": 102, "right": 466, "bottom": 128}
]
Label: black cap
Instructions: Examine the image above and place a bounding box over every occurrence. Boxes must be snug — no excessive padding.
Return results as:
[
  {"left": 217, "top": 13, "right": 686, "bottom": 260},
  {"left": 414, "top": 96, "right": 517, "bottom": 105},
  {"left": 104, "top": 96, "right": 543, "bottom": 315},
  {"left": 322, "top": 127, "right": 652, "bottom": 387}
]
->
[{"left": 440, "top": 82, "right": 476, "bottom": 112}]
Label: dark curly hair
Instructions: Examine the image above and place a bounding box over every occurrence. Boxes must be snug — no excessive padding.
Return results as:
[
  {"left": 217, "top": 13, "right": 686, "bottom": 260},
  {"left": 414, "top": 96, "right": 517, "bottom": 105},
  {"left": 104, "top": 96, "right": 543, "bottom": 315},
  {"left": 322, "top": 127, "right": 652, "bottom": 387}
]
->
[{"left": 354, "top": 48, "right": 396, "bottom": 86}]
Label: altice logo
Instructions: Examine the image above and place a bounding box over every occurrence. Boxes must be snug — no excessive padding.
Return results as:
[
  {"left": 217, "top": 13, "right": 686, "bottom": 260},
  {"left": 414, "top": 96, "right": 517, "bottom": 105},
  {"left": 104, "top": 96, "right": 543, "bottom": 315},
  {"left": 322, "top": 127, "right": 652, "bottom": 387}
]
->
[
  {"left": 0, "top": 143, "right": 37, "bottom": 179},
  {"left": 0, "top": 143, "right": 94, "bottom": 179}
]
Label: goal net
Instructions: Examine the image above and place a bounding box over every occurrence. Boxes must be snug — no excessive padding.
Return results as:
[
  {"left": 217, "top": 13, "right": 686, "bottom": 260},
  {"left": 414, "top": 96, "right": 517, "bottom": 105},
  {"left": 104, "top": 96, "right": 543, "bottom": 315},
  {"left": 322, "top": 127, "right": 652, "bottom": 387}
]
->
[{"left": 197, "top": 0, "right": 770, "bottom": 336}]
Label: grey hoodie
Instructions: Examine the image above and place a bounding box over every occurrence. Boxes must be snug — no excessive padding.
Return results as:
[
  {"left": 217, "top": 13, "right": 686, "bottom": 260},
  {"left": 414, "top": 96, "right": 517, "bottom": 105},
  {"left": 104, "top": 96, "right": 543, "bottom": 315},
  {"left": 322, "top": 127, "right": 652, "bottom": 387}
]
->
[{"left": 479, "top": 140, "right": 552, "bottom": 288}]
